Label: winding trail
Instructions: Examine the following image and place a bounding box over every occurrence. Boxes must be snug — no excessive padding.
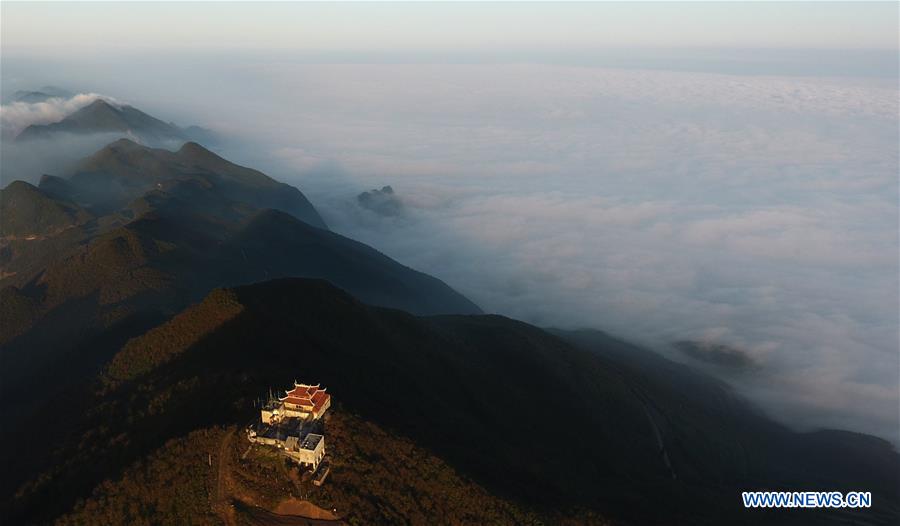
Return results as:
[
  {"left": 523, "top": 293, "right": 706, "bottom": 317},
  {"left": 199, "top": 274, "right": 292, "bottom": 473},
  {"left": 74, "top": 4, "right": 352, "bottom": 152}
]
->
[
  {"left": 213, "top": 428, "right": 346, "bottom": 525},
  {"left": 234, "top": 500, "right": 344, "bottom": 525},
  {"left": 214, "top": 429, "right": 237, "bottom": 526}
]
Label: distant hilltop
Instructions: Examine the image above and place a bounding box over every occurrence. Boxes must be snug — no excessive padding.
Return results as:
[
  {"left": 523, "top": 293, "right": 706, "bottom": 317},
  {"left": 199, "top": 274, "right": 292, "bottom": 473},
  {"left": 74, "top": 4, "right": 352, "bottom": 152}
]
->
[
  {"left": 7, "top": 86, "right": 73, "bottom": 104},
  {"left": 17, "top": 98, "right": 193, "bottom": 145},
  {"left": 12, "top": 94, "right": 218, "bottom": 147}
]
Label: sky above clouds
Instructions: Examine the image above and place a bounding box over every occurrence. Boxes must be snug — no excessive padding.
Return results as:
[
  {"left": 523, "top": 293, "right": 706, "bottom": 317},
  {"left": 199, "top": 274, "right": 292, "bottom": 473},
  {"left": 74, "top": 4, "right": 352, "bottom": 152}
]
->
[
  {"left": 1, "top": 2, "right": 898, "bottom": 441},
  {"left": 3, "top": 2, "right": 898, "bottom": 52}
]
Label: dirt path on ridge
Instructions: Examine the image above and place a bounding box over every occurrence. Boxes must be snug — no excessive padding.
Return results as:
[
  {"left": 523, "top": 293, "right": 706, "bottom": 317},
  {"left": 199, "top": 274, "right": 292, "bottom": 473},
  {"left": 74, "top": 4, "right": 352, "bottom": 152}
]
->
[{"left": 214, "top": 428, "right": 237, "bottom": 526}]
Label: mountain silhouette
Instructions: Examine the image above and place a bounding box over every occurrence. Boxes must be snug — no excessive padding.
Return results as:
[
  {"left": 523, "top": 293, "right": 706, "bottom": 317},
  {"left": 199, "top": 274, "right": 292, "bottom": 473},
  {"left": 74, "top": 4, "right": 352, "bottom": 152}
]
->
[
  {"left": 3, "top": 278, "right": 895, "bottom": 524},
  {"left": 0, "top": 140, "right": 480, "bottom": 450},
  {"left": 14, "top": 98, "right": 218, "bottom": 146}
]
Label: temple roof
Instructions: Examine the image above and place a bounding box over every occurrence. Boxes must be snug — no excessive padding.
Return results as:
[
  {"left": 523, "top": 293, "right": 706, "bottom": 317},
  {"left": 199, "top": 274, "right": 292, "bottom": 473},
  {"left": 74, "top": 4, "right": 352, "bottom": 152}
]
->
[{"left": 279, "top": 382, "right": 330, "bottom": 413}]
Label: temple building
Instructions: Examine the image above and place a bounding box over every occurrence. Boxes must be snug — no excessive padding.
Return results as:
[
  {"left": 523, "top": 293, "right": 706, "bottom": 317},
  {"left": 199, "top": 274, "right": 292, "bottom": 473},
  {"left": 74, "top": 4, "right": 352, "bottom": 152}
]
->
[
  {"left": 248, "top": 380, "right": 331, "bottom": 473},
  {"left": 261, "top": 382, "right": 331, "bottom": 424},
  {"left": 281, "top": 382, "right": 332, "bottom": 420}
]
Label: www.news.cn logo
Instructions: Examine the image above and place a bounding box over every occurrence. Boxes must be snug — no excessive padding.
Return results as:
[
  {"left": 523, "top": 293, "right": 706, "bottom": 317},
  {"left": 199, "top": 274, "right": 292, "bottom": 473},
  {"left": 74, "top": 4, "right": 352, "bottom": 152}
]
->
[{"left": 742, "top": 491, "right": 871, "bottom": 509}]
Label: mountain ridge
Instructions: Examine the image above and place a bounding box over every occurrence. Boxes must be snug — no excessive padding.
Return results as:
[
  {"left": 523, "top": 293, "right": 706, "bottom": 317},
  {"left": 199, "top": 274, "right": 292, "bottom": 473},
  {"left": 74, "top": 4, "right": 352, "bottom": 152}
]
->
[
  {"left": 3, "top": 277, "right": 895, "bottom": 525},
  {"left": 0, "top": 180, "right": 92, "bottom": 237},
  {"left": 0, "top": 140, "right": 481, "bottom": 469},
  {"left": 16, "top": 99, "right": 187, "bottom": 144}
]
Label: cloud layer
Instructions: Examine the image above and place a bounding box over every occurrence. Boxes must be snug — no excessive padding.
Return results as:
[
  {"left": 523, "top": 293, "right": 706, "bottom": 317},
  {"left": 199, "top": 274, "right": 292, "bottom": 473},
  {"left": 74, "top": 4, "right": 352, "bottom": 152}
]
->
[
  {"left": 0, "top": 93, "right": 129, "bottom": 185},
  {"left": 1, "top": 59, "right": 896, "bottom": 443},
  {"left": 245, "top": 64, "right": 897, "bottom": 442},
  {"left": 0, "top": 92, "right": 113, "bottom": 139}
]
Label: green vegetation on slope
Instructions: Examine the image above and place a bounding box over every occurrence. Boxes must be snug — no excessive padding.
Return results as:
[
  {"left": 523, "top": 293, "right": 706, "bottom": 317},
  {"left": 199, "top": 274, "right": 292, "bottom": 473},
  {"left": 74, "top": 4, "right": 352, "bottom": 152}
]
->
[
  {"left": 53, "top": 409, "right": 579, "bottom": 526},
  {"left": 316, "top": 409, "right": 547, "bottom": 525},
  {"left": 6, "top": 278, "right": 896, "bottom": 525},
  {"left": 0, "top": 180, "right": 91, "bottom": 237},
  {"left": 70, "top": 137, "right": 327, "bottom": 228},
  {"left": 1, "top": 140, "right": 480, "bottom": 487},
  {"left": 57, "top": 428, "right": 224, "bottom": 526},
  {"left": 106, "top": 289, "right": 245, "bottom": 383}
]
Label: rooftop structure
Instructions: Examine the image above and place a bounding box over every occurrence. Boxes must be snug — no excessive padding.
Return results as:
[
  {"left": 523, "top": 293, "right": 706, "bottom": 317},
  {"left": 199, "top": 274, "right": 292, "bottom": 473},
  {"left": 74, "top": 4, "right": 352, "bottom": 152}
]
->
[
  {"left": 301, "top": 433, "right": 323, "bottom": 451},
  {"left": 280, "top": 382, "right": 331, "bottom": 420},
  {"left": 249, "top": 380, "right": 331, "bottom": 473},
  {"left": 283, "top": 432, "right": 325, "bottom": 470},
  {"left": 261, "top": 381, "right": 331, "bottom": 424}
]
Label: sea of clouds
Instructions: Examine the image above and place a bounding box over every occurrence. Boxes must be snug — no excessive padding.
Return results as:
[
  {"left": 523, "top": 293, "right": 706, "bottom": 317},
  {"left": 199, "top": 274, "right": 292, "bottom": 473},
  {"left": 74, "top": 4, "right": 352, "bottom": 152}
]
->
[
  {"left": 2, "top": 60, "right": 897, "bottom": 442},
  {"left": 247, "top": 64, "right": 898, "bottom": 441}
]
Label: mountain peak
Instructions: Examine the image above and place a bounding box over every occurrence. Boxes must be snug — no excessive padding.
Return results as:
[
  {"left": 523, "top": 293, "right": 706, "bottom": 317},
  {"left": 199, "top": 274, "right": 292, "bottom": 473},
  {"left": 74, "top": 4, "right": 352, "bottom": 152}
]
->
[
  {"left": 74, "top": 98, "right": 121, "bottom": 117},
  {"left": 2, "top": 179, "right": 40, "bottom": 195},
  {"left": 69, "top": 139, "right": 329, "bottom": 229},
  {"left": 109, "top": 137, "right": 142, "bottom": 147},
  {"left": 77, "top": 138, "right": 154, "bottom": 178},
  {"left": 15, "top": 98, "right": 187, "bottom": 145},
  {"left": 84, "top": 98, "right": 116, "bottom": 109},
  {"left": 177, "top": 141, "right": 218, "bottom": 161},
  {"left": 100, "top": 137, "right": 146, "bottom": 154},
  {"left": 0, "top": 179, "right": 91, "bottom": 237}
]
